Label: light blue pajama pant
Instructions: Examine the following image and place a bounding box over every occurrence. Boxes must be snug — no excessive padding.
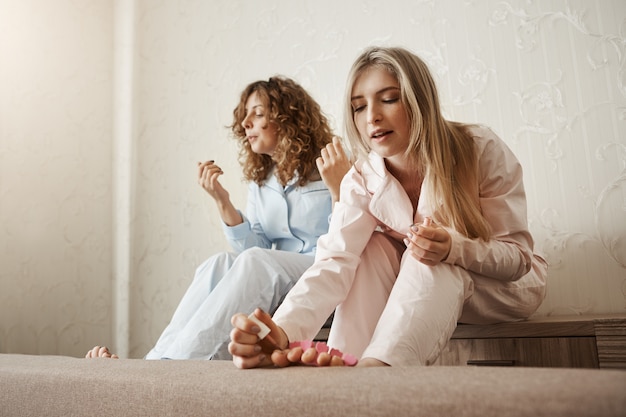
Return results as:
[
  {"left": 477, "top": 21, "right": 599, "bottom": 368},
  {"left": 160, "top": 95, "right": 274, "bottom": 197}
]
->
[{"left": 144, "top": 247, "right": 314, "bottom": 360}]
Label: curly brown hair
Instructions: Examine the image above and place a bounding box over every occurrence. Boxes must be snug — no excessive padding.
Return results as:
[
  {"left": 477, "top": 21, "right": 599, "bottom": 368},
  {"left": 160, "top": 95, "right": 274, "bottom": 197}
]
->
[{"left": 230, "top": 76, "right": 334, "bottom": 186}]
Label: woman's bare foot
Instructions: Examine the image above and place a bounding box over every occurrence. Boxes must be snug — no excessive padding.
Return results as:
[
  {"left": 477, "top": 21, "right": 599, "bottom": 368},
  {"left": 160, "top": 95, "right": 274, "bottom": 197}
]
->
[
  {"left": 85, "top": 346, "right": 119, "bottom": 359},
  {"left": 271, "top": 341, "right": 358, "bottom": 367}
]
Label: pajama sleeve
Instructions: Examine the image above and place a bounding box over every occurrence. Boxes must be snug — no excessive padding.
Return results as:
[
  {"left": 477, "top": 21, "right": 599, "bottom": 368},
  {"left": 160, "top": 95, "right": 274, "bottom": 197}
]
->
[
  {"left": 444, "top": 128, "right": 534, "bottom": 282},
  {"left": 273, "top": 168, "right": 378, "bottom": 342},
  {"left": 222, "top": 183, "right": 272, "bottom": 253}
]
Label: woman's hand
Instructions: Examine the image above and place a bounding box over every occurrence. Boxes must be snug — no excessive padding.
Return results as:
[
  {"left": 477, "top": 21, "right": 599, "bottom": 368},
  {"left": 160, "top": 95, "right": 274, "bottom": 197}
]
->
[
  {"left": 404, "top": 217, "right": 451, "bottom": 266},
  {"left": 229, "top": 308, "right": 289, "bottom": 369},
  {"left": 197, "top": 160, "right": 229, "bottom": 202},
  {"left": 198, "top": 160, "right": 242, "bottom": 226},
  {"left": 316, "top": 136, "right": 352, "bottom": 205}
]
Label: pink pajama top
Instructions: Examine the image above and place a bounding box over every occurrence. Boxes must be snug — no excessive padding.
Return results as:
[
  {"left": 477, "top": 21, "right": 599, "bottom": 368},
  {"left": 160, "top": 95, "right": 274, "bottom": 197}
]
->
[{"left": 272, "top": 125, "right": 547, "bottom": 342}]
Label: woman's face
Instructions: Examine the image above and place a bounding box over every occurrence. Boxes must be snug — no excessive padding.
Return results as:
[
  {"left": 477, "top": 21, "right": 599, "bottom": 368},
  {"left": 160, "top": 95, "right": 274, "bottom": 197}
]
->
[
  {"left": 350, "top": 67, "right": 411, "bottom": 165},
  {"left": 241, "top": 91, "right": 279, "bottom": 157}
]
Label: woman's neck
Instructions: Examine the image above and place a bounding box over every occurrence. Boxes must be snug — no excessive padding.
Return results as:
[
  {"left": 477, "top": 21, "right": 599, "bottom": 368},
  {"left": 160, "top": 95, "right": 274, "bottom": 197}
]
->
[{"left": 385, "top": 158, "right": 422, "bottom": 209}]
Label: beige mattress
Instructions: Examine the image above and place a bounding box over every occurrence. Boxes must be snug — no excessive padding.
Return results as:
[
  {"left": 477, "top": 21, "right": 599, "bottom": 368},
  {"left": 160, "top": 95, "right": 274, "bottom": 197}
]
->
[{"left": 1, "top": 354, "right": 624, "bottom": 416}]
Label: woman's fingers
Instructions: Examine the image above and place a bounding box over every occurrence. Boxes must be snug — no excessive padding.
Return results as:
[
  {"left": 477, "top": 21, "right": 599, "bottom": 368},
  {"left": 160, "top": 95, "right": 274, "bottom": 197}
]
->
[
  {"left": 319, "top": 137, "right": 350, "bottom": 166},
  {"left": 230, "top": 345, "right": 267, "bottom": 369},
  {"left": 230, "top": 309, "right": 289, "bottom": 369},
  {"left": 197, "top": 161, "right": 223, "bottom": 184},
  {"left": 404, "top": 218, "right": 451, "bottom": 265}
]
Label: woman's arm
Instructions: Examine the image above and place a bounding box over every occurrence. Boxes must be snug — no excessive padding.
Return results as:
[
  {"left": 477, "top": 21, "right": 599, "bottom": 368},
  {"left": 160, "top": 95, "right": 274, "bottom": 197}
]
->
[
  {"left": 272, "top": 169, "right": 379, "bottom": 342},
  {"left": 444, "top": 128, "right": 535, "bottom": 281},
  {"left": 222, "top": 182, "right": 273, "bottom": 252}
]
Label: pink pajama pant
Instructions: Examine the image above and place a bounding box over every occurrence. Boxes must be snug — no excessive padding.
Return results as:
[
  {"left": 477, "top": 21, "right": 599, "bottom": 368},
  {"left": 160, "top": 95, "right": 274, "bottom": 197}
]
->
[{"left": 327, "top": 232, "right": 547, "bottom": 366}]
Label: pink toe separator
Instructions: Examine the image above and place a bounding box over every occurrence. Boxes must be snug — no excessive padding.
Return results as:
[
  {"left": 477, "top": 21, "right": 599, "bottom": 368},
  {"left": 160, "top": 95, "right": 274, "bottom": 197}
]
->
[
  {"left": 300, "top": 340, "right": 315, "bottom": 350},
  {"left": 315, "top": 341, "right": 328, "bottom": 353},
  {"left": 342, "top": 354, "right": 358, "bottom": 366}
]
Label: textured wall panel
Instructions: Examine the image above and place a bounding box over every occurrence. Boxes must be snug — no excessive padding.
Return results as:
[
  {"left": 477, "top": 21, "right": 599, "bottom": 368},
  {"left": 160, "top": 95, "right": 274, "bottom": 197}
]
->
[{"left": 1, "top": 0, "right": 624, "bottom": 358}]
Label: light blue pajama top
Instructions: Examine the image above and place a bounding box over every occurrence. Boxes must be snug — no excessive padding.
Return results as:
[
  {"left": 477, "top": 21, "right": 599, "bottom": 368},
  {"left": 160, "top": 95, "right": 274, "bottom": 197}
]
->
[{"left": 222, "top": 172, "right": 332, "bottom": 255}]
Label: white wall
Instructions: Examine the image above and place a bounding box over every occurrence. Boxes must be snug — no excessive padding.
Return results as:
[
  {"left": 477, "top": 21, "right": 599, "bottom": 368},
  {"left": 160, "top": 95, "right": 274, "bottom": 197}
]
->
[
  {"left": 0, "top": 0, "right": 114, "bottom": 355},
  {"left": 1, "top": 0, "right": 624, "bottom": 358}
]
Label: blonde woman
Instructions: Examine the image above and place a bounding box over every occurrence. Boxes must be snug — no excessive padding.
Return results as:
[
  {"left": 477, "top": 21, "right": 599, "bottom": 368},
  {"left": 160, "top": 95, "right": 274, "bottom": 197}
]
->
[{"left": 229, "top": 47, "right": 547, "bottom": 368}]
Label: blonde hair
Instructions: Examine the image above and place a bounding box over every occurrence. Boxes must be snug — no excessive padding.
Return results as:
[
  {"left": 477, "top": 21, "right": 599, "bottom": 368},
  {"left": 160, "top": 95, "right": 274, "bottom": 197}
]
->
[
  {"left": 231, "top": 76, "right": 333, "bottom": 186},
  {"left": 344, "top": 46, "right": 491, "bottom": 240}
]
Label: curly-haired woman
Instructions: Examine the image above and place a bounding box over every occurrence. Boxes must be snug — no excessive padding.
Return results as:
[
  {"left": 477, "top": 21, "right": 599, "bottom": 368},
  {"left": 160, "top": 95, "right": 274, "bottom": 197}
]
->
[{"left": 86, "top": 76, "right": 351, "bottom": 360}]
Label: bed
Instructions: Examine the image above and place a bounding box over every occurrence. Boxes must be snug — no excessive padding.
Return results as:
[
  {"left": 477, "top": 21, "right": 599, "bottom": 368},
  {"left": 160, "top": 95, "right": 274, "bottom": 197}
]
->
[{"left": 1, "top": 353, "right": 624, "bottom": 416}]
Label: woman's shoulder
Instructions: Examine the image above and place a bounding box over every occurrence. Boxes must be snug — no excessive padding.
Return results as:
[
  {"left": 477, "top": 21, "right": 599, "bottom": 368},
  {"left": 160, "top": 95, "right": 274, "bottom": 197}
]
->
[
  {"left": 464, "top": 124, "right": 499, "bottom": 142},
  {"left": 353, "top": 151, "right": 384, "bottom": 174},
  {"left": 297, "top": 178, "right": 330, "bottom": 193},
  {"left": 344, "top": 152, "right": 388, "bottom": 196},
  {"left": 462, "top": 124, "right": 513, "bottom": 157},
  {"left": 462, "top": 125, "right": 523, "bottom": 180}
]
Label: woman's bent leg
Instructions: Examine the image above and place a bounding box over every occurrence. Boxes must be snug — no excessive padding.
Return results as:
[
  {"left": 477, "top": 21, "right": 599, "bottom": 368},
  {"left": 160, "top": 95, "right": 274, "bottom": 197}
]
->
[
  {"left": 145, "top": 252, "right": 238, "bottom": 359},
  {"left": 362, "top": 255, "right": 471, "bottom": 366},
  {"left": 160, "top": 248, "right": 314, "bottom": 360},
  {"left": 327, "top": 233, "right": 403, "bottom": 358},
  {"left": 458, "top": 256, "right": 547, "bottom": 324}
]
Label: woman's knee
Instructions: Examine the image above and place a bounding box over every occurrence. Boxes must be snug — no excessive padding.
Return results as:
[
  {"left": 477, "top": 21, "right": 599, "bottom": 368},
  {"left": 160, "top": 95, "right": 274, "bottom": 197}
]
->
[
  {"left": 235, "top": 247, "right": 273, "bottom": 265},
  {"left": 195, "top": 252, "right": 236, "bottom": 274}
]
